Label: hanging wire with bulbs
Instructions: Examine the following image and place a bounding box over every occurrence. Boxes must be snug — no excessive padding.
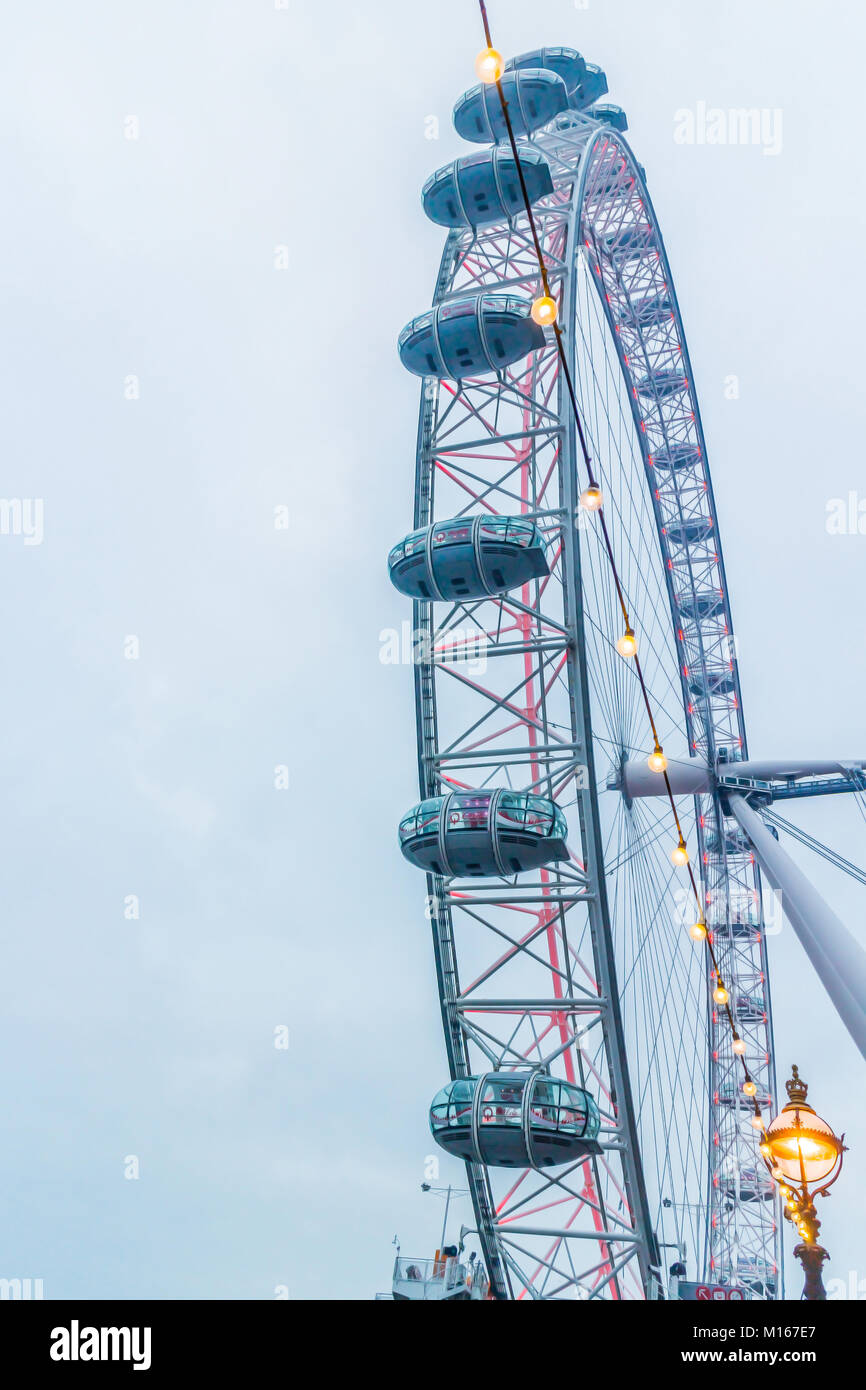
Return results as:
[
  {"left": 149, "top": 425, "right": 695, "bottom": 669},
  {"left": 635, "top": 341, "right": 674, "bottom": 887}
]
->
[{"left": 472, "top": 1, "right": 769, "bottom": 1142}]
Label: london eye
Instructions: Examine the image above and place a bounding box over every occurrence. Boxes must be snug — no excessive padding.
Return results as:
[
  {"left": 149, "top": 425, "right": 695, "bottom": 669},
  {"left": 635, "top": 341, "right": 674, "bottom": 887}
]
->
[{"left": 388, "top": 26, "right": 866, "bottom": 1302}]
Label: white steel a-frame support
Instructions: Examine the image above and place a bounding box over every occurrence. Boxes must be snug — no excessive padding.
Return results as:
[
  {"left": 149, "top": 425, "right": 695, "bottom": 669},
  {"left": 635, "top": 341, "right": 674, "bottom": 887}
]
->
[{"left": 729, "top": 794, "right": 866, "bottom": 1062}]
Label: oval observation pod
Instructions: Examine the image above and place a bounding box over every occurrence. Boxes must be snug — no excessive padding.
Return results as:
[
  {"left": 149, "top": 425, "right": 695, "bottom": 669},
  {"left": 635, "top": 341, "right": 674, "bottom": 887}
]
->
[
  {"left": 588, "top": 102, "right": 628, "bottom": 132},
  {"left": 604, "top": 224, "right": 655, "bottom": 263},
  {"left": 688, "top": 669, "right": 736, "bottom": 698},
  {"left": 706, "top": 826, "right": 753, "bottom": 856},
  {"left": 719, "top": 1166, "right": 774, "bottom": 1203},
  {"left": 398, "top": 789, "right": 568, "bottom": 878},
  {"left": 650, "top": 443, "right": 702, "bottom": 472},
  {"left": 717, "top": 1081, "right": 771, "bottom": 1109},
  {"left": 388, "top": 514, "right": 549, "bottom": 601},
  {"left": 664, "top": 517, "right": 714, "bottom": 547},
  {"left": 618, "top": 292, "right": 674, "bottom": 327},
  {"left": 429, "top": 1072, "right": 602, "bottom": 1168},
  {"left": 636, "top": 368, "right": 689, "bottom": 400},
  {"left": 573, "top": 61, "right": 609, "bottom": 109},
  {"left": 734, "top": 993, "right": 767, "bottom": 1022},
  {"left": 736, "top": 1257, "right": 777, "bottom": 1297},
  {"left": 422, "top": 148, "right": 554, "bottom": 229},
  {"left": 397, "top": 294, "right": 545, "bottom": 380},
  {"left": 453, "top": 69, "right": 568, "bottom": 143},
  {"left": 506, "top": 45, "right": 587, "bottom": 95},
  {"left": 586, "top": 161, "right": 633, "bottom": 200},
  {"left": 714, "top": 918, "right": 762, "bottom": 942},
  {"left": 677, "top": 591, "right": 724, "bottom": 622}
]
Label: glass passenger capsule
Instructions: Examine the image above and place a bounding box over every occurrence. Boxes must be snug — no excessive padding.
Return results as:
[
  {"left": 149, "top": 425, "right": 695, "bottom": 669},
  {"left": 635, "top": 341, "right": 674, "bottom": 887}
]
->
[
  {"left": 398, "top": 789, "right": 569, "bottom": 877},
  {"left": 734, "top": 992, "right": 766, "bottom": 1022},
  {"left": 587, "top": 102, "right": 628, "bottom": 132},
  {"left": 453, "top": 69, "right": 569, "bottom": 144},
  {"left": 574, "top": 62, "right": 609, "bottom": 109},
  {"left": 587, "top": 163, "right": 632, "bottom": 199},
  {"left": 506, "top": 49, "right": 608, "bottom": 111},
  {"left": 604, "top": 223, "right": 654, "bottom": 262},
  {"left": 421, "top": 148, "right": 554, "bottom": 229},
  {"left": 429, "top": 1072, "right": 602, "bottom": 1168},
  {"left": 636, "top": 368, "right": 689, "bottom": 400},
  {"left": 688, "top": 669, "right": 736, "bottom": 698},
  {"left": 714, "top": 918, "right": 762, "bottom": 941},
  {"left": 705, "top": 827, "right": 753, "bottom": 856},
  {"left": 676, "top": 591, "right": 724, "bottom": 622},
  {"left": 387, "top": 515, "right": 549, "bottom": 601},
  {"left": 505, "top": 46, "right": 587, "bottom": 96},
  {"left": 716, "top": 1081, "right": 771, "bottom": 1108},
  {"left": 617, "top": 292, "right": 674, "bottom": 327},
  {"left": 664, "top": 517, "right": 714, "bottom": 547},
  {"left": 718, "top": 1165, "right": 774, "bottom": 1203},
  {"left": 650, "top": 443, "right": 702, "bottom": 472},
  {"left": 735, "top": 1258, "right": 777, "bottom": 1297},
  {"left": 397, "top": 294, "right": 545, "bottom": 380}
]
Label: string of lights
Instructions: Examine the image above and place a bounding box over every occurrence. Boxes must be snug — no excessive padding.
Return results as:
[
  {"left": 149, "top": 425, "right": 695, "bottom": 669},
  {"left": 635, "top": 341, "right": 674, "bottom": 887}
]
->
[{"left": 473, "top": 2, "right": 773, "bottom": 1171}]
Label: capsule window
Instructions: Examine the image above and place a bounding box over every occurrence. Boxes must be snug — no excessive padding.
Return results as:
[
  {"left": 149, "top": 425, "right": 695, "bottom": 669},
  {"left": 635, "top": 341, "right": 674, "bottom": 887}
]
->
[
  {"left": 434, "top": 524, "right": 471, "bottom": 545},
  {"left": 442, "top": 301, "right": 475, "bottom": 321}
]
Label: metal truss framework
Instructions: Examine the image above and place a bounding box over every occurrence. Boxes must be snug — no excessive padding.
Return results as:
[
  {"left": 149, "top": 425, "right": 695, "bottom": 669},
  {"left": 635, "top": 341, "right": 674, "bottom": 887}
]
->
[{"left": 410, "top": 114, "right": 780, "bottom": 1299}]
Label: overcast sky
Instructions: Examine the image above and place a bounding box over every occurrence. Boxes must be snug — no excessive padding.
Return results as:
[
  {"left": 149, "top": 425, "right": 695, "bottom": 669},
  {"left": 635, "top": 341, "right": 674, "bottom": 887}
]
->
[{"left": 0, "top": 0, "right": 863, "bottom": 1301}]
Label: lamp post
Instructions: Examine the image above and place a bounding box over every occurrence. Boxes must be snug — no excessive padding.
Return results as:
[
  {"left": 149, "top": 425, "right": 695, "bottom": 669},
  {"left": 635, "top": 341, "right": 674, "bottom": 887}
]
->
[
  {"left": 421, "top": 1182, "right": 469, "bottom": 1251},
  {"left": 761, "top": 1066, "right": 845, "bottom": 1300}
]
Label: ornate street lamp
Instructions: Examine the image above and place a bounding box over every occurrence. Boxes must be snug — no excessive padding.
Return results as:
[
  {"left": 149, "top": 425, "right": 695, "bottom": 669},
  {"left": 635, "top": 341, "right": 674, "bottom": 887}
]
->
[{"left": 761, "top": 1066, "right": 845, "bottom": 1300}]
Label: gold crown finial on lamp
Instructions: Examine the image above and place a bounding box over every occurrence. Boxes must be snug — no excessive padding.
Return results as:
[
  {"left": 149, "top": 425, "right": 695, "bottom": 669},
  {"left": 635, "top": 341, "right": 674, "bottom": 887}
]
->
[{"left": 785, "top": 1064, "right": 810, "bottom": 1109}]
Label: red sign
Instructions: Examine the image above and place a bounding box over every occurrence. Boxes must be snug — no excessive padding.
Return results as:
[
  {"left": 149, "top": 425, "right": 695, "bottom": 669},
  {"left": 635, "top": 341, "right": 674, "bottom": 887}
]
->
[{"left": 679, "top": 1281, "right": 745, "bottom": 1301}]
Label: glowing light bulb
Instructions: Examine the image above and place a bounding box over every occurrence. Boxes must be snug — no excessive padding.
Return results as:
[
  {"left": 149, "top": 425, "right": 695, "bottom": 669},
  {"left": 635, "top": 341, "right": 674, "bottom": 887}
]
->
[
  {"left": 743, "top": 1080, "right": 757, "bottom": 1097},
  {"left": 616, "top": 627, "right": 637, "bottom": 659},
  {"left": 648, "top": 745, "right": 668, "bottom": 774},
  {"left": 713, "top": 983, "right": 728, "bottom": 1005},
  {"left": 475, "top": 47, "right": 504, "bottom": 84},
  {"left": 531, "top": 295, "right": 558, "bottom": 326},
  {"left": 689, "top": 921, "right": 707, "bottom": 941},
  {"left": 732, "top": 1037, "right": 746, "bottom": 1056},
  {"left": 671, "top": 839, "right": 689, "bottom": 867},
  {"left": 579, "top": 483, "right": 603, "bottom": 511},
  {"left": 760, "top": 1142, "right": 771, "bottom": 1157},
  {"left": 750, "top": 1114, "right": 764, "bottom": 1130},
  {"left": 772, "top": 1168, "right": 785, "bottom": 1182}
]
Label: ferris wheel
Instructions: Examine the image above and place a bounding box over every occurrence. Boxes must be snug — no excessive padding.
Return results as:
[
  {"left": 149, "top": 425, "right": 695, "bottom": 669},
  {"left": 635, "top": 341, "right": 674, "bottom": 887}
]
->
[{"left": 389, "top": 36, "right": 866, "bottom": 1302}]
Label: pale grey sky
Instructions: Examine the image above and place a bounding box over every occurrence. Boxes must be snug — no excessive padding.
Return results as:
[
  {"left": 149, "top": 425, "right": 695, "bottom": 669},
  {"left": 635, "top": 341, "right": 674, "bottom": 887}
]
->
[{"left": 0, "top": 0, "right": 862, "bottom": 1300}]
